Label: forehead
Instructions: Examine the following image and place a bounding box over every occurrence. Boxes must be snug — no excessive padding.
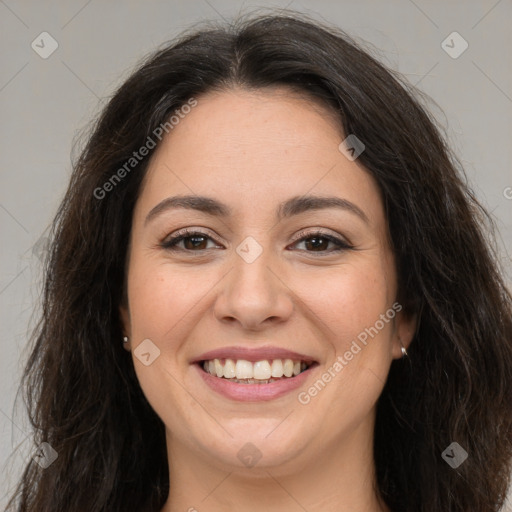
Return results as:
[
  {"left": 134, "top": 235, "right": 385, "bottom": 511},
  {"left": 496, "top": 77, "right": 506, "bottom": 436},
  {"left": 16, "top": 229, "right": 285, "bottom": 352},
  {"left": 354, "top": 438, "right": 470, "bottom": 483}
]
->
[{"left": 136, "top": 87, "right": 384, "bottom": 228}]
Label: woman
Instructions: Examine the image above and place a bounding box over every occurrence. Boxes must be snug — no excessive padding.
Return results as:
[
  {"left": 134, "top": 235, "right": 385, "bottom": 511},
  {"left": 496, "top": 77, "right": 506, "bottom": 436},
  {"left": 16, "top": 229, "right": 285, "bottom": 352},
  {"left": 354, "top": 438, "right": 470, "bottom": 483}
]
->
[{"left": 5, "top": 12, "right": 512, "bottom": 512}]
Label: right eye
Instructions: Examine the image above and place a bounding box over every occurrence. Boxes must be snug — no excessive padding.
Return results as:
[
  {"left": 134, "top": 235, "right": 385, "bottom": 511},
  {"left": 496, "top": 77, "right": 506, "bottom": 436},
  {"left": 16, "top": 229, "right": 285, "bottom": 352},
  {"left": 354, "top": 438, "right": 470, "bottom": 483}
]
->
[{"left": 161, "top": 229, "right": 223, "bottom": 252}]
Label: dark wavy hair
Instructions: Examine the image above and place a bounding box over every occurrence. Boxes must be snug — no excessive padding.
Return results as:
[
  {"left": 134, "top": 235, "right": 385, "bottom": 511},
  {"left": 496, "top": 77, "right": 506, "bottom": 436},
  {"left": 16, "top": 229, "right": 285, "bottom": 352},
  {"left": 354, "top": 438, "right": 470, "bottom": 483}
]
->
[{"left": 5, "top": 11, "right": 512, "bottom": 512}]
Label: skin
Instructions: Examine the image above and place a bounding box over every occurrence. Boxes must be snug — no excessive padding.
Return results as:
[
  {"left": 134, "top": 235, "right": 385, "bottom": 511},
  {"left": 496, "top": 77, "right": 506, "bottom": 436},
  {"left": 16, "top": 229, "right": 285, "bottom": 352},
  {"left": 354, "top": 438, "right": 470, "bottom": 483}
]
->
[{"left": 120, "top": 87, "right": 416, "bottom": 512}]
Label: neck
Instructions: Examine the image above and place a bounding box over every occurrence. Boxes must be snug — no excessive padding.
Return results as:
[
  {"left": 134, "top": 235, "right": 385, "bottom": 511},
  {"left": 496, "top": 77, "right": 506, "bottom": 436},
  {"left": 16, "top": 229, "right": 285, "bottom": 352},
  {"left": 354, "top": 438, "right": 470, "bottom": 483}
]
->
[{"left": 160, "top": 413, "right": 389, "bottom": 512}]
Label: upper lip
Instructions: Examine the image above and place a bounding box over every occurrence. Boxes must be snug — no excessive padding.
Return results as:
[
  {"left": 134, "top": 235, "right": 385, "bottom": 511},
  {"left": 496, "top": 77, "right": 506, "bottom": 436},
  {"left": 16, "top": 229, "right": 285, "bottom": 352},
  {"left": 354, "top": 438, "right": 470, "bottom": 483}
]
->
[{"left": 191, "top": 346, "right": 318, "bottom": 364}]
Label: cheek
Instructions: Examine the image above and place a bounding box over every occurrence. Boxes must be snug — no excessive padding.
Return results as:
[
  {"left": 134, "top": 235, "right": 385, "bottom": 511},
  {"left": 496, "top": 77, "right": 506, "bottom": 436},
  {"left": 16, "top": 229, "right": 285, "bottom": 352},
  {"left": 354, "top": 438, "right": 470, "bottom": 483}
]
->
[
  {"left": 126, "top": 260, "right": 208, "bottom": 435},
  {"left": 303, "top": 262, "right": 395, "bottom": 419},
  {"left": 302, "top": 260, "right": 392, "bottom": 342},
  {"left": 127, "top": 258, "right": 211, "bottom": 339}
]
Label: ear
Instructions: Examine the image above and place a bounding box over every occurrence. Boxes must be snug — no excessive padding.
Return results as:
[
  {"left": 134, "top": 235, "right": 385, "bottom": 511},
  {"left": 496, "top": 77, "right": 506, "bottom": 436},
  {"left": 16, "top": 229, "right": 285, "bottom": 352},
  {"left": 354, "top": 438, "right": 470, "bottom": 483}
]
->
[
  {"left": 119, "top": 303, "right": 132, "bottom": 352},
  {"left": 392, "top": 308, "right": 418, "bottom": 360}
]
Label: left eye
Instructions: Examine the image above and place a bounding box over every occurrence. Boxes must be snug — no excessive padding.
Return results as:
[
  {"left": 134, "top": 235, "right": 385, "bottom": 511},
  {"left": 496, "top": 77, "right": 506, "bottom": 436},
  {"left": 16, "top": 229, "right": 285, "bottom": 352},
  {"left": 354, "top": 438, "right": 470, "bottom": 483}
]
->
[
  {"left": 161, "top": 229, "right": 352, "bottom": 254},
  {"left": 292, "top": 232, "right": 352, "bottom": 253}
]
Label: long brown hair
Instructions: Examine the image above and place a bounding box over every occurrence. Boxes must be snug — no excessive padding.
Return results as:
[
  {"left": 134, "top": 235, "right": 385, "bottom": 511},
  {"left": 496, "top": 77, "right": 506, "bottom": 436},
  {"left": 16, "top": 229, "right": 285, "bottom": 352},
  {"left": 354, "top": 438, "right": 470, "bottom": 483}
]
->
[{"left": 5, "top": 11, "right": 512, "bottom": 512}]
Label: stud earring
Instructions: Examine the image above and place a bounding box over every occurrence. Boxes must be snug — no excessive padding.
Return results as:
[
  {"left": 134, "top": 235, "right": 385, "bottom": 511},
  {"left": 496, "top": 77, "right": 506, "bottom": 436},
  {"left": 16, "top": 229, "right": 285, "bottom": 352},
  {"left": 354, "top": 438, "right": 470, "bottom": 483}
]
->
[
  {"left": 123, "top": 336, "right": 129, "bottom": 344},
  {"left": 399, "top": 337, "right": 408, "bottom": 358}
]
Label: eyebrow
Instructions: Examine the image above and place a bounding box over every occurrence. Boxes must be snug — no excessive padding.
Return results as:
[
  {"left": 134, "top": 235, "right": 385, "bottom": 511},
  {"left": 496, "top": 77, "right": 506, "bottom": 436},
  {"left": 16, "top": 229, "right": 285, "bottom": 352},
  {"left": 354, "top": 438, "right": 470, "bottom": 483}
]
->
[{"left": 144, "top": 194, "right": 369, "bottom": 226}]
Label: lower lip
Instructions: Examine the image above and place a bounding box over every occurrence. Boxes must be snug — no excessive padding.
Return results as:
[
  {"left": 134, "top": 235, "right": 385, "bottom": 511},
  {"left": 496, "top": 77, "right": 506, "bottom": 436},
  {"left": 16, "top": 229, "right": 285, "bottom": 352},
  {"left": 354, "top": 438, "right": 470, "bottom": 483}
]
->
[{"left": 194, "top": 363, "right": 318, "bottom": 402}]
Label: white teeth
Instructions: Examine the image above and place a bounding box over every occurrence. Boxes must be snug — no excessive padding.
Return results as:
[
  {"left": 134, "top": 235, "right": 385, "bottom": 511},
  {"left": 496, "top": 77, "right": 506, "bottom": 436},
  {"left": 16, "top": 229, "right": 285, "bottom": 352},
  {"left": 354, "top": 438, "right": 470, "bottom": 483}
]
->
[
  {"left": 235, "top": 360, "right": 253, "bottom": 379},
  {"left": 229, "top": 378, "right": 279, "bottom": 384},
  {"left": 271, "top": 359, "right": 283, "bottom": 377},
  {"left": 223, "top": 358, "right": 236, "bottom": 379},
  {"left": 283, "top": 359, "right": 294, "bottom": 377},
  {"left": 202, "top": 357, "right": 312, "bottom": 381},
  {"left": 253, "top": 361, "right": 272, "bottom": 380},
  {"left": 214, "top": 359, "right": 223, "bottom": 378}
]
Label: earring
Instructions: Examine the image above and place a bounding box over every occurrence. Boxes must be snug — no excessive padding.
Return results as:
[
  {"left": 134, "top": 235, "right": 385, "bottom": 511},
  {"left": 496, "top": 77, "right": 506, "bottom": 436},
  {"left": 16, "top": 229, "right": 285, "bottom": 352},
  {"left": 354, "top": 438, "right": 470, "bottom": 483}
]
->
[
  {"left": 123, "top": 336, "right": 129, "bottom": 344},
  {"left": 399, "top": 337, "right": 408, "bottom": 358}
]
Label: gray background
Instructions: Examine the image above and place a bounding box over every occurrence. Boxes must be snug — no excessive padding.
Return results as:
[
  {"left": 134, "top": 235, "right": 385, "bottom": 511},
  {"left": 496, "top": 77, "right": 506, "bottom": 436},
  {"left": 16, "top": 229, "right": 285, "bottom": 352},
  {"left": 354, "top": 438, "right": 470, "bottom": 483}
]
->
[{"left": 1, "top": 0, "right": 511, "bottom": 509}]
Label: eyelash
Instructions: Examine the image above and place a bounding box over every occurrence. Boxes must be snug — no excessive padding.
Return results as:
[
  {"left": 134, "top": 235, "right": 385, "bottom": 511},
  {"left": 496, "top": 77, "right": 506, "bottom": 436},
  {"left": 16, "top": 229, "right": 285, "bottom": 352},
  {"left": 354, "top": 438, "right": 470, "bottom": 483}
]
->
[{"left": 160, "top": 228, "right": 353, "bottom": 255}]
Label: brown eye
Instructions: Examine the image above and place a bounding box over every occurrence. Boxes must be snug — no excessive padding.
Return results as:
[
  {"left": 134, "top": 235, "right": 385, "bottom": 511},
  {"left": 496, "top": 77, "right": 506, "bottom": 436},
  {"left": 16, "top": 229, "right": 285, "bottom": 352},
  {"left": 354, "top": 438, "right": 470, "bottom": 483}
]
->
[
  {"left": 161, "top": 230, "right": 220, "bottom": 252},
  {"left": 161, "top": 229, "right": 353, "bottom": 255},
  {"left": 302, "top": 235, "right": 331, "bottom": 251},
  {"left": 291, "top": 231, "right": 353, "bottom": 254}
]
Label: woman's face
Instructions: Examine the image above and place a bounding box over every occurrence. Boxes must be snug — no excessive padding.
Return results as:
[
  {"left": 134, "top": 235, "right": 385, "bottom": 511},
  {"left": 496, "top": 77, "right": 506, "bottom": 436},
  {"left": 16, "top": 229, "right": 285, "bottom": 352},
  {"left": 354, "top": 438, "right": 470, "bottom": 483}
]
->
[{"left": 121, "top": 87, "right": 416, "bottom": 473}]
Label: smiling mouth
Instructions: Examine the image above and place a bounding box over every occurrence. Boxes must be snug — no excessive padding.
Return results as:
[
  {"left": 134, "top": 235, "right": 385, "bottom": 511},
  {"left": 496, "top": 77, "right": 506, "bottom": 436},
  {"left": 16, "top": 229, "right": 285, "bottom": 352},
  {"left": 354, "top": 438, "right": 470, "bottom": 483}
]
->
[{"left": 198, "top": 358, "right": 318, "bottom": 384}]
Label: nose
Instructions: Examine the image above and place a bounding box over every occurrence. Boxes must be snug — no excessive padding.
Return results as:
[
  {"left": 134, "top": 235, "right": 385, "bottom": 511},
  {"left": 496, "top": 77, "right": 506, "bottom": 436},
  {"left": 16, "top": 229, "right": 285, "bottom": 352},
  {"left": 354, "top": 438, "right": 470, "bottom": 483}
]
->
[{"left": 213, "top": 247, "right": 294, "bottom": 332}]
